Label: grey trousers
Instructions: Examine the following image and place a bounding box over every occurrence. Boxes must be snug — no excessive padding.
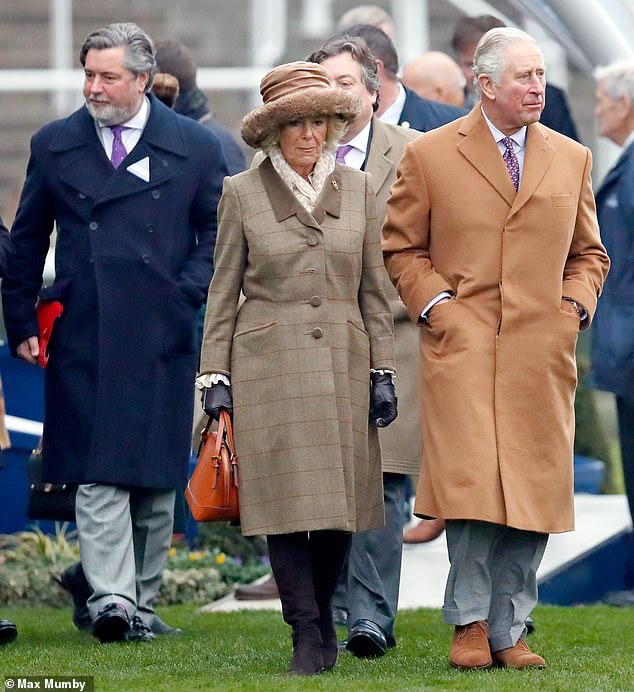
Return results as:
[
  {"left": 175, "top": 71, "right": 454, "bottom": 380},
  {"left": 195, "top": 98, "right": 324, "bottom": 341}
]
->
[
  {"left": 443, "top": 519, "right": 548, "bottom": 651},
  {"left": 75, "top": 483, "right": 176, "bottom": 622},
  {"left": 333, "top": 472, "right": 406, "bottom": 644}
]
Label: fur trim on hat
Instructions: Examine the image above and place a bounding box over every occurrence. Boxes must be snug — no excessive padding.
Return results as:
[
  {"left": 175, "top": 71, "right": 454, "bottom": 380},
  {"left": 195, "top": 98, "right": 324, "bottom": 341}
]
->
[{"left": 241, "top": 85, "right": 360, "bottom": 149}]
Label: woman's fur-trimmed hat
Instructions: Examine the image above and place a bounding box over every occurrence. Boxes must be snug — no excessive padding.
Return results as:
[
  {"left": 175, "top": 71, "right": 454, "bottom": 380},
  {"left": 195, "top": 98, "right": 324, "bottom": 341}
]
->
[{"left": 240, "top": 61, "right": 360, "bottom": 148}]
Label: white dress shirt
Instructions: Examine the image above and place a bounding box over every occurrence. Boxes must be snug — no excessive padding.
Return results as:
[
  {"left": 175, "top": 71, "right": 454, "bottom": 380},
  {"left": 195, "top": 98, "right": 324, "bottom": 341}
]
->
[
  {"left": 379, "top": 83, "right": 407, "bottom": 126},
  {"left": 94, "top": 97, "right": 150, "bottom": 160},
  {"left": 339, "top": 120, "right": 371, "bottom": 170}
]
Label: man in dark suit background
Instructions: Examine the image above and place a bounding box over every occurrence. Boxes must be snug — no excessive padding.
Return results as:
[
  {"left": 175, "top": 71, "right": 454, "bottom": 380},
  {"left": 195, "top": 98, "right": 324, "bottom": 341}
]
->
[
  {"left": 590, "top": 59, "right": 634, "bottom": 605},
  {"left": 2, "top": 22, "right": 227, "bottom": 643},
  {"left": 451, "top": 14, "right": 580, "bottom": 141},
  {"left": 154, "top": 38, "right": 246, "bottom": 176},
  {"left": 339, "top": 23, "right": 466, "bottom": 131}
]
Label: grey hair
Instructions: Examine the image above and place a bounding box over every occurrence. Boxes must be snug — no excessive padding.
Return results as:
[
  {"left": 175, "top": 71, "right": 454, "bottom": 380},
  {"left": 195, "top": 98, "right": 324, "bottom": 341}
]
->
[
  {"left": 307, "top": 35, "right": 381, "bottom": 99},
  {"left": 473, "top": 27, "right": 541, "bottom": 88},
  {"left": 79, "top": 22, "right": 156, "bottom": 91},
  {"left": 595, "top": 60, "right": 634, "bottom": 102},
  {"left": 261, "top": 115, "right": 349, "bottom": 154}
]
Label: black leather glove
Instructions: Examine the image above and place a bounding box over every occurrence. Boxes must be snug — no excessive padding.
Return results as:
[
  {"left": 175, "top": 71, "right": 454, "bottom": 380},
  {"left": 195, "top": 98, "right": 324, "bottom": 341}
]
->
[
  {"left": 370, "top": 372, "right": 398, "bottom": 428},
  {"left": 202, "top": 382, "right": 233, "bottom": 421}
]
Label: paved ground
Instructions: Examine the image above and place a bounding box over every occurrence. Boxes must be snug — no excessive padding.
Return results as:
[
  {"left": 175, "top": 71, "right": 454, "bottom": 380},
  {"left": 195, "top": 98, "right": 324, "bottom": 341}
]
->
[{"left": 202, "top": 493, "right": 632, "bottom": 613}]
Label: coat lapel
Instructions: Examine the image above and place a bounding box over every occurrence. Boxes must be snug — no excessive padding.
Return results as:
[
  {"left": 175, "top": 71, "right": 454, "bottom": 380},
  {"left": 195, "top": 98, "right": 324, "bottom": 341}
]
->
[
  {"left": 365, "top": 118, "right": 394, "bottom": 197},
  {"left": 50, "top": 95, "right": 181, "bottom": 206},
  {"left": 458, "top": 108, "right": 516, "bottom": 208},
  {"left": 258, "top": 156, "right": 341, "bottom": 231},
  {"left": 508, "top": 123, "right": 554, "bottom": 218},
  {"left": 597, "top": 142, "right": 633, "bottom": 199}
]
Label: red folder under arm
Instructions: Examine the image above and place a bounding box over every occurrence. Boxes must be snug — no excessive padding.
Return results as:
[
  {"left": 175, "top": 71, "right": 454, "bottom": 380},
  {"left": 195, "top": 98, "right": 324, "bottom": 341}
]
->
[{"left": 36, "top": 299, "right": 64, "bottom": 368}]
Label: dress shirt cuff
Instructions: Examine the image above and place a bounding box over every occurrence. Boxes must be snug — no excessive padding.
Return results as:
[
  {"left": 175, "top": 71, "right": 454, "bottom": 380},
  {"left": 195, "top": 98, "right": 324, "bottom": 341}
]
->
[
  {"left": 195, "top": 373, "right": 231, "bottom": 389},
  {"left": 421, "top": 292, "right": 454, "bottom": 321}
]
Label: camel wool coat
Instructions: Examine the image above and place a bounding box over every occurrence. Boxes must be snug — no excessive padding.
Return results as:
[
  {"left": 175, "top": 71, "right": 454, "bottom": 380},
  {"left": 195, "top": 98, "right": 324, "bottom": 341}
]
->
[
  {"left": 382, "top": 108, "right": 609, "bottom": 534},
  {"left": 200, "top": 157, "right": 394, "bottom": 536}
]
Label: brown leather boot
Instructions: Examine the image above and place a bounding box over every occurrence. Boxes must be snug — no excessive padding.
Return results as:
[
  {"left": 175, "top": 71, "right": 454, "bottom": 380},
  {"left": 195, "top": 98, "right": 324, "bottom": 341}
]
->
[
  {"left": 449, "top": 620, "right": 492, "bottom": 669},
  {"left": 234, "top": 574, "right": 279, "bottom": 600},
  {"left": 492, "top": 638, "right": 545, "bottom": 669}
]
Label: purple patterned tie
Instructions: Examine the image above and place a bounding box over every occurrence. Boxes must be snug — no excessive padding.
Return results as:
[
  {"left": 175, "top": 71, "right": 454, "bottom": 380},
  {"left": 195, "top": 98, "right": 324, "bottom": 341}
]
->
[
  {"left": 501, "top": 136, "right": 520, "bottom": 190},
  {"left": 335, "top": 144, "right": 353, "bottom": 164},
  {"left": 110, "top": 125, "right": 128, "bottom": 169}
]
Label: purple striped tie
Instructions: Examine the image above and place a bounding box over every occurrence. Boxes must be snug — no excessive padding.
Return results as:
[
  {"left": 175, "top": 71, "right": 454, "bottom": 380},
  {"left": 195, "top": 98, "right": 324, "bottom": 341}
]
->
[
  {"left": 335, "top": 144, "right": 353, "bottom": 164},
  {"left": 110, "top": 125, "right": 128, "bottom": 169}
]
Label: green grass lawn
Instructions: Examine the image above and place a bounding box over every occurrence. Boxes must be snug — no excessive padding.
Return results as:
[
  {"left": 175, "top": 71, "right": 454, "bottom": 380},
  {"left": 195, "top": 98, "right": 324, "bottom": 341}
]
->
[{"left": 1, "top": 605, "right": 633, "bottom": 690}]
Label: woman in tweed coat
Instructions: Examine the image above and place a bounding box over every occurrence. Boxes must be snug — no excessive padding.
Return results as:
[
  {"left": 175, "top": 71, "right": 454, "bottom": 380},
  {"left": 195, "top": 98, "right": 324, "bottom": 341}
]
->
[{"left": 198, "top": 61, "right": 396, "bottom": 676}]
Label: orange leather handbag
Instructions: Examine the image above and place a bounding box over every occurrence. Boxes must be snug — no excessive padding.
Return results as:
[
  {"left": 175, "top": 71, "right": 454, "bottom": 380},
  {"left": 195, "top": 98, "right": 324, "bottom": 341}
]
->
[{"left": 185, "top": 410, "right": 239, "bottom": 522}]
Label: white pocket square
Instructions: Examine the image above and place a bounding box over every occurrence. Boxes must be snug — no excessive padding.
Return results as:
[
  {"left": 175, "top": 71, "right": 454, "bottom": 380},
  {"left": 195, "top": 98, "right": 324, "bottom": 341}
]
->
[{"left": 127, "top": 157, "right": 150, "bottom": 182}]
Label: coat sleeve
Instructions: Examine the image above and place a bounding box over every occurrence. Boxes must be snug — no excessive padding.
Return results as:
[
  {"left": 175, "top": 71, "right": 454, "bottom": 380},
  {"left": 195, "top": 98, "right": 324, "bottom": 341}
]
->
[
  {"left": 562, "top": 147, "right": 610, "bottom": 328},
  {"left": 359, "top": 174, "right": 395, "bottom": 370},
  {"left": 199, "top": 176, "right": 248, "bottom": 376},
  {"left": 173, "top": 131, "right": 228, "bottom": 307},
  {"left": 1, "top": 137, "right": 55, "bottom": 354},
  {"left": 381, "top": 141, "right": 454, "bottom": 322},
  {"left": 0, "top": 215, "right": 12, "bottom": 279}
]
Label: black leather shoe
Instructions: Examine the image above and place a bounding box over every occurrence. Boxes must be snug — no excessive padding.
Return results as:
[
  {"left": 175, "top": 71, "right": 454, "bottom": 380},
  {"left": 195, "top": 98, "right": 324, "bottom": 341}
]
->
[
  {"left": 148, "top": 615, "right": 182, "bottom": 636},
  {"left": 124, "top": 616, "right": 155, "bottom": 642},
  {"left": 345, "top": 619, "right": 388, "bottom": 658},
  {"left": 54, "top": 562, "right": 92, "bottom": 631},
  {"left": 526, "top": 616, "right": 536, "bottom": 635},
  {"left": 0, "top": 619, "right": 18, "bottom": 645},
  {"left": 92, "top": 603, "right": 130, "bottom": 643}
]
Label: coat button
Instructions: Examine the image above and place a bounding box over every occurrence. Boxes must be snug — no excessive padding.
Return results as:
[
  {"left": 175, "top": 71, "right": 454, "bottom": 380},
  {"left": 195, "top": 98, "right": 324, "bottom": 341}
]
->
[
  {"left": 89, "top": 221, "right": 98, "bottom": 231},
  {"left": 142, "top": 254, "right": 150, "bottom": 264},
  {"left": 151, "top": 189, "right": 161, "bottom": 199},
  {"left": 311, "top": 327, "right": 323, "bottom": 339},
  {"left": 78, "top": 192, "right": 86, "bottom": 199},
  {"left": 310, "top": 296, "right": 322, "bottom": 307},
  {"left": 146, "top": 224, "right": 154, "bottom": 233},
  {"left": 307, "top": 235, "right": 319, "bottom": 247}
]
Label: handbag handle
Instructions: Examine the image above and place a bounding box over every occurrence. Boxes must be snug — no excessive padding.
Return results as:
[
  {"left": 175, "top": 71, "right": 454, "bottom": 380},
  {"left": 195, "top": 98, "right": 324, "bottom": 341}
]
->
[{"left": 218, "top": 410, "right": 238, "bottom": 486}]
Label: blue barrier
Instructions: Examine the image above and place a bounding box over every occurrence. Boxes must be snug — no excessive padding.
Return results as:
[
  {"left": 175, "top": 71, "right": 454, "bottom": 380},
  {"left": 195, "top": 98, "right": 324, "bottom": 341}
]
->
[{"left": 0, "top": 341, "right": 46, "bottom": 534}]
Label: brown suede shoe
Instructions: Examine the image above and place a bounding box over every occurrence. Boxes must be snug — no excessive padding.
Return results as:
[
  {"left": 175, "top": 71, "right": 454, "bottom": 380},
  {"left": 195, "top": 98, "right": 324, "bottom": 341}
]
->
[
  {"left": 493, "top": 638, "right": 545, "bottom": 669},
  {"left": 234, "top": 574, "right": 279, "bottom": 600},
  {"left": 449, "top": 620, "right": 492, "bottom": 669},
  {"left": 403, "top": 518, "right": 446, "bottom": 544}
]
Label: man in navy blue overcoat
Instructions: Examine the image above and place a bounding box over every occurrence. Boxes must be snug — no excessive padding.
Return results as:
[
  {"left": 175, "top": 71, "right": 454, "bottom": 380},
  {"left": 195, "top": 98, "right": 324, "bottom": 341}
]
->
[
  {"left": 590, "top": 60, "right": 634, "bottom": 604},
  {"left": 2, "top": 22, "right": 227, "bottom": 642}
]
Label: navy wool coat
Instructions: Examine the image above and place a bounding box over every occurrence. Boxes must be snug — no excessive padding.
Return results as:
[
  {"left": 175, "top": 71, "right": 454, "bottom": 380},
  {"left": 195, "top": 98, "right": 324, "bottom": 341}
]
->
[
  {"left": 590, "top": 140, "right": 634, "bottom": 398},
  {"left": 2, "top": 94, "right": 227, "bottom": 488},
  {"left": 398, "top": 86, "right": 467, "bottom": 132}
]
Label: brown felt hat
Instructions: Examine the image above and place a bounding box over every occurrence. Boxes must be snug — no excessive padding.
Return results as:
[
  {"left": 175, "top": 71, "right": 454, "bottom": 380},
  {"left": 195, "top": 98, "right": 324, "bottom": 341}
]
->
[{"left": 240, "top": 61, "right": 360, "bottom": 148}]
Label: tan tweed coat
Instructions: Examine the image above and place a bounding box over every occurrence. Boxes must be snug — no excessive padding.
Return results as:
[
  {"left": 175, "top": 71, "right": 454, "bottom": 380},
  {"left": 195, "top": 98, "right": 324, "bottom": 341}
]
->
[
  {"left": 383, "top": 107, "right": 609, "bottom": 534},
  {"left": 200, "top": 157, "right": 395, "bottom": 536}
]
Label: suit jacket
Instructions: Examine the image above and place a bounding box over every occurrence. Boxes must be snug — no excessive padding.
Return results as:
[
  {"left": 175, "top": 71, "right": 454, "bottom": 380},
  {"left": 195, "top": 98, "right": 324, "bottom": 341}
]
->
[
  {"left": 383, "top": 107, "right": 609, "bottom": 533},
  {"left": 542, "top": 83, "right": 580, "bottom": 142},
  {"left": 399, "top": 85, "right": 467, "bottom": 132},
  {"left": 200, "top": 158, "right": 394, "bottom": 535},
  {"left": 590, "top": 140, "right": 634, "bottom": 397},
  {"left": 365, "top": 118, "right": 420, "bottom": 476},
  {"left": 1, "top": 94, "right": 228, "bottom": 488}
]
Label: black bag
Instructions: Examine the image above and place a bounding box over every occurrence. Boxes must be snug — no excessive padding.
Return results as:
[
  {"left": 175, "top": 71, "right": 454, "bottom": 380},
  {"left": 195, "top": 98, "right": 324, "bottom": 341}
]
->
[{"left": 26, "top": 443, "right": 76, "bottom": 522}]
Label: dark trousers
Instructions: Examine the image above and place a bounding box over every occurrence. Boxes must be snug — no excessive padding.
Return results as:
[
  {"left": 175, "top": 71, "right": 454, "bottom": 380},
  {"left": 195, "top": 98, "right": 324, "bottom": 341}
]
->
[
  {"left": 616, "top": 396, "right": 634, "bottom": 523},
  {"left": 332, "top": 472, "right": 406, "bottom": 644},
  {"left": 616, "top": 395, "right": 634, "bottom": 581}
]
